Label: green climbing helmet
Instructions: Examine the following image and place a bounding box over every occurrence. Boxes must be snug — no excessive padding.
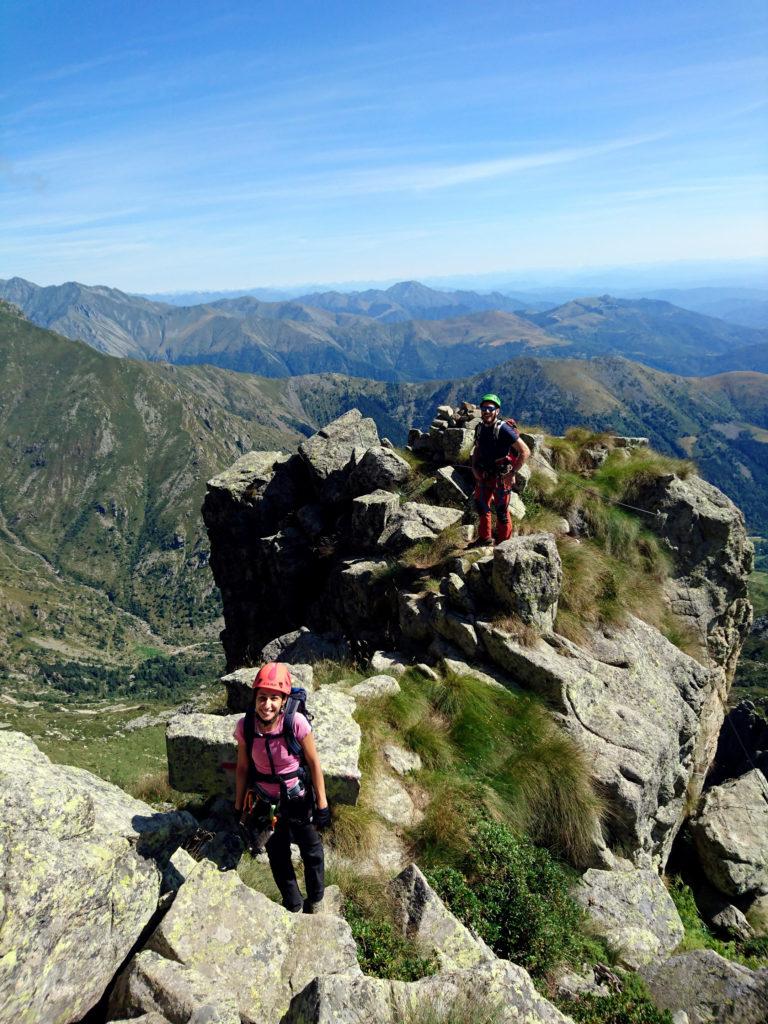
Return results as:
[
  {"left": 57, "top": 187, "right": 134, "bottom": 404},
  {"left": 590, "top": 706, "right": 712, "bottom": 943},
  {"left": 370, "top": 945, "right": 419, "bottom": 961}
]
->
[{"left": 480, "top": 393, "right": 501, "bottom": 409}]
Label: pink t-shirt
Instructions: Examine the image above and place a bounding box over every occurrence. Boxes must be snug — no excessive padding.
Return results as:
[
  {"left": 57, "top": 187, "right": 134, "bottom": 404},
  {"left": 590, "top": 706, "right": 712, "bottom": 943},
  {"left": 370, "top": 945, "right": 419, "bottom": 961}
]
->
[{"left": 233, "top": 711, "right": 311, "bottom": 799}]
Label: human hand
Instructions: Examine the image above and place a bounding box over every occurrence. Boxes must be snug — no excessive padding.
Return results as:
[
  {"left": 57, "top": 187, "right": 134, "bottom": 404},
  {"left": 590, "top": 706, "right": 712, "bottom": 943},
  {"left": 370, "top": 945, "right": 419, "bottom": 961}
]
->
[{"left": 314, "top": 805, "right": 331, "bottom": 830}]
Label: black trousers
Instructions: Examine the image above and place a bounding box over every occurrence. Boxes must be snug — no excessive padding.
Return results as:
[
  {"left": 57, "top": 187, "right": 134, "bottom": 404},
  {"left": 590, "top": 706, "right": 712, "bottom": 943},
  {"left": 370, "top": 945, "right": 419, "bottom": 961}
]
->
[{"left": 266, "top": 799, "right": 324, "bottom": 911}]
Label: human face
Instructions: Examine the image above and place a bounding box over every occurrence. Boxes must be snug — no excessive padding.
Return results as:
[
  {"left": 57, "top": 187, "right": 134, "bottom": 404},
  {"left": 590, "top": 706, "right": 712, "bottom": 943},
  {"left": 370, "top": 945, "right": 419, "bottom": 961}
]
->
[
  {"left": 255, "top": 688, "right": 286, "bottom": 724},
  {"left": 480, "top": 403, "right": 498, "bottom": 423}
]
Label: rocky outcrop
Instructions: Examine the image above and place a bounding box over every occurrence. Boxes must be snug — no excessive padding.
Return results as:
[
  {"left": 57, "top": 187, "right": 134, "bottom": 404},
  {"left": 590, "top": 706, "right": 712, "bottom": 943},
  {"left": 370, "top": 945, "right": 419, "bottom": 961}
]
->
[
  {"left": 110, "top": 859, "right": 360, "bottom": 1024},
  {"left": 477, "top": 615, "right": 711, "bottom": 867},
  {"left": 166, "top": 686, "right": 362, "bottom": 805},
  {"left": 492, "top": 533, "right": 562, "bottom": 630},
  {"left": 388, "top": 864, "right": 494, "bottom": 969},
  {"left": 641, "top": 949, "right": 768, "bottom": 1024},
  {"left": 690, "top": 769, "right": 768, "bottom": 900},
  {"left": 575, "top": 868, "right": 684, "bottom": 969},
  {"left": 0, "top": 731, "right": 196, "bottom": 1024},
  {"left": 284, "top": 960, "right": 572, "bottom": 1024}
]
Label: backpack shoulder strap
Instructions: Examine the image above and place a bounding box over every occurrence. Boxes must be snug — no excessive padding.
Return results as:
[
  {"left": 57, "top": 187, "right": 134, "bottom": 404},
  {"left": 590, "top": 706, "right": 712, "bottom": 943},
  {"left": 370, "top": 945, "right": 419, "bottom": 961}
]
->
[
  {"left": 244, "top": 706, "right": 256, "bottom": 784},
  {"left": 282, "top": 689, "right": 307, "bottom": 757}
]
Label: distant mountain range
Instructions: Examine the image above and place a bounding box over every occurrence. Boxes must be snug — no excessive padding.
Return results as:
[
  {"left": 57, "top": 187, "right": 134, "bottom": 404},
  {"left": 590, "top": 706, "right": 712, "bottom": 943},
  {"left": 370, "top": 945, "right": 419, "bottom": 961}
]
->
[
  {"left": 3, "top": 277, "right": 767, "bottom": 381},
  {"left": 4, "top": 298, "right": 768, "bottom": 673}
]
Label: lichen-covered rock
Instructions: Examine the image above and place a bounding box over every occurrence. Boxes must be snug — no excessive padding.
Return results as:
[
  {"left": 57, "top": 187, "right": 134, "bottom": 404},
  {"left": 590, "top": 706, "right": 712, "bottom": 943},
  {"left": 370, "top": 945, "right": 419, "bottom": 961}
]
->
[
  {"left": 349, "top": 674, "right": 401, "bottom": 700},
  {"left": 221, "top": 662, "right": 314, "bottom": 713},
  {"left": 349, "top": 446, "right": 411, "bottom": 495},
  {"left": 388, "top": 864, "right": 494, "bottom": 970},
  {"left": 492, "top": 533, "right": 561, "bottom": 630},
  {"left": 299, "top": 409, "right": 380, "bottom": 503},
  {"left": 369, "top": 651, "right": 408, "bottom": 677},
  {"left": 476, "top": 616, "right": 711, "bottom": 867},
  {"left": 325, "top": 559, "right": 391, "bottom": 634},
  {"left": 691, "top": 769, "right": 768, "bottom": 899},
  {"left": 284, "top": 960, "right": 572, "bottom": 1024},
  {"left": 641, "top": 948, "right": 768, "bottom": 1024},
  {"left": 108, "top": 950, "right": 240, "bottom": 1024},
  {"left": 398, "top": 590, "right": 435, "bottom": 642},
  {"left": 0, "top": 731, "right": 196, "bottom": 1024},
  {"left": 369, "top": 774, "right": 422, "bottom": 826},
  {"left": 710, "top": 904, "right": 755, "bottom": 942},
  {"left": 383, "top": 743, "right": 422, "bottom": 775},
  {"left": 261, "top": 627, "right": 351, "bottom": 665},
  {"left": 432, "top": 465, "right": 474, "bottom": 508},
  {"left": 140, "top": 860, "right": 360, "bottom": 1024},
  {"left": 350, "top": 489, "right": 400, "bottom": 548},
  {"left": 441, "top": 572, "right": 476, "bottom": 615},
  {"left": 432, "top": 598, "right": 480, "bottom": 659},
  {"left": 166, "top": 687, "right": 361, "bottom": 806},
  {"left": 378, "top": 502, "right": 462, "bottom": 553},
  {"left": 746, "top": 893, "right": 768, "bottom": 937},
  {"left": 575, "top": 869, "right": 684, "bottom": 969}
]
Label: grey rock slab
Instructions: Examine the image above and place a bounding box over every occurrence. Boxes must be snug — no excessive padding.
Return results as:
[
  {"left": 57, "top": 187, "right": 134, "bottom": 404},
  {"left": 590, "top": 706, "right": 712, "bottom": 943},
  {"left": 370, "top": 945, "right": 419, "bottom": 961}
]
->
[
  {"left": 507, "top": 491, "right": 527, "bottom": 520},
  {"left": 108, "top": 949, "right": 240, "bottom": 1024},
  {"left": 349, "top": 674, "right": 401, "bottom": 700},
  {"left": 575, "top": 868, "right": 684, "bottom": 970},
  {"left": 398, "top": 590, "right": 435, "bottom": 642},
  {"left": 477, "top": 615, "right": 712, "bottom": 867},
  {"left": 166, "top": 687, "right": 361, "bottom": 806},
  {"left": 432, "top": 599, "right": 479, "bottom": 659},
  {"left": 383, "top": 743, "right": 422, "bottom": 775},
  {"left": 146, "top": 859, "right": 360, "bottom": 1024},
  {"left": 440, "top": 656, "right": 511, "bottom": 693},
  {"left": 205, "top": 450, "right": 290, "bottom": 504},
  {"left": 260, "top": 627, "right": 351, "bottom": 665},
  {"left": 710, "top": 904, "right": 755, "bottom": 942},
  {"left": 369, "top": 651, "right": 408, "bottom": 677},
  {"left": 350, "top": 489, "right": 401, "bottom": 548},
  {"left": 284, "top": 960, "right": 573, "bottom": 1024},
  {"left": 440, "top": 571, "right": 475, "bottom": 614},
  {"left": 641, "top": 948, "right": 768, "bottom": 1024},
  {"left": 369, "top": 773, "right": 422, "bottom": 827},
  {"left": 349, "top": 445, "right": 411, "bottom": 495},
  {"left": 0, "top": 731, "right": 196, "bottom": 1024},
  {"left": 378, "top": 502, "right": 462, "bottom": 553},
  {"left": 221, "top": 662, "right": 314, "bottom": 713},
  {"left": 298, "top": 409, "right": 380, "bottom": 503},
  {"left": 746, "top": 893, "right": 768, "bottom": 937},
  {"left": 432, "top": 465, "right": 473, "bottom": 509},
  {"left": 388, "top": 863, "right": 495, "bottom": 970},
  {"left": 691, "top": 768, "right": 768, "bottom": 899},
  {"left": 492, "top": 532, "right": 562, "bottom": 630},
  {"left": 325, "top": 559, "right": 390, "bottom": 633}
]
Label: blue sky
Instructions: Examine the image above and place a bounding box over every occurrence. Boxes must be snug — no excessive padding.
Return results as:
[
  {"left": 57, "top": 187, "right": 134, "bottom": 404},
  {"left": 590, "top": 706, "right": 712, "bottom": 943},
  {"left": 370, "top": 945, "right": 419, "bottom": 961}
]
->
[{"left": 1, "top": 0, "right": 766, "bottom": 291}]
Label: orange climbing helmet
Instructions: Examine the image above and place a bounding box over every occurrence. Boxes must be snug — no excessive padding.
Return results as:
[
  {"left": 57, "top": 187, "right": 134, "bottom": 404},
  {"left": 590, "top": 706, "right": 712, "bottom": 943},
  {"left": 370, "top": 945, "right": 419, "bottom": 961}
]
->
[{"left": 252, "top": 662, "right": 293, "bottom": 696}]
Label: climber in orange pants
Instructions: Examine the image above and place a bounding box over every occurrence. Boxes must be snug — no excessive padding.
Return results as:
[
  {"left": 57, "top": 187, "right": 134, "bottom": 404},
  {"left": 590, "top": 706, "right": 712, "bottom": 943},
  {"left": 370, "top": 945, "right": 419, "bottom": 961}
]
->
[{"left": 470, "top": 394, "right": 530, "bottom": 546}]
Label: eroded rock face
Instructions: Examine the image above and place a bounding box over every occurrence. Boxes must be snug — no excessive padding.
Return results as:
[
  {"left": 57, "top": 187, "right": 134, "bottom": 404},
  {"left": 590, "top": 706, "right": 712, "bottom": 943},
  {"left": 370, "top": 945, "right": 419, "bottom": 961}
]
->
[
  {"left": 0, "top": 731, "right": 196, "bottom": 1024},
  {"left": 298, "top": 409, "right": 380, "bottom": 504},
  {"left": 641, "top": 949, "right": 768, "bottom": 1024},
  {"left": 691, "top": 769, "right": 768, "bottom": 900},
  {"left": 378, "top": 502, "right": 463, "bottom": 553},
  {"left": 492, "top": 533, "right": 562, "bottom": 630},
  {"left": 477, "top": 617, "right": 710, "bottom": 867},
  {"left": 284, "top": 961, "right": 572, "bottom": 1024},
  {"left": 114, "top": 860, "right": 360, "bottom": 1024},
  {"left": 575, "top": 869, "right": 684, "bottom": 970},
  {"left": 388, "top": 864, "right": 494, "bottom": 970}
]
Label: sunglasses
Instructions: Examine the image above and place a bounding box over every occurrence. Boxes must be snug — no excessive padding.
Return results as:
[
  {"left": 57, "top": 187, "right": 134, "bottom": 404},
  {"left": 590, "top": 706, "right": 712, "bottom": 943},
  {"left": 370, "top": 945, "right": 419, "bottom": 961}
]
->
[{"left": 480, "top": 405, "right": 497, "bottom": 412}]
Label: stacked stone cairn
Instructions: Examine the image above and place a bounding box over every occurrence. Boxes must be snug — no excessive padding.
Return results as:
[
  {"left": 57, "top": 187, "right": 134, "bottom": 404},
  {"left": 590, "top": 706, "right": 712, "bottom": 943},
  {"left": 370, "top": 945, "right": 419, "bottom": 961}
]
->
[{"left": 2, "top": 404, "right": 767, "bottom": 1023}]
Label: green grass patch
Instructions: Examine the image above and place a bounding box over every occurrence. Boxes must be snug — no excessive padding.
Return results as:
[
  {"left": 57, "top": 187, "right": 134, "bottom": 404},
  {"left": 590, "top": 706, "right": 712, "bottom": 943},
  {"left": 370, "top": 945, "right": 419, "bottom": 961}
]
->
[{"left": 668, "top": 877, "right": 768, "bottom": 969}]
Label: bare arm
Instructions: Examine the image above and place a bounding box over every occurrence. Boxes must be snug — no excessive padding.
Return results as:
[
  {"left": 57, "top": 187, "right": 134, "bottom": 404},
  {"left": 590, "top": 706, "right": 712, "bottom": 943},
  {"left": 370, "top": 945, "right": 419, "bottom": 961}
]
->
[
  {"left": 512, "top": 436, "right": 530, "bottom": 468},
  {"left": 300, "top": 731, "right": 328, "bottom": 810},
  {"left": 234, "top": 737, "right": 249, "bottom": 813}
]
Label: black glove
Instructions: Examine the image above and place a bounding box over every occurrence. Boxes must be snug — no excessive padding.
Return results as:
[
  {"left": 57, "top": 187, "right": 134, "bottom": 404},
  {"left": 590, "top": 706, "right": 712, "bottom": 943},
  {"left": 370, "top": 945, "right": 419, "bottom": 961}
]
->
[{"left": 314, "top": 805, "right": 331, "bottom": 830}]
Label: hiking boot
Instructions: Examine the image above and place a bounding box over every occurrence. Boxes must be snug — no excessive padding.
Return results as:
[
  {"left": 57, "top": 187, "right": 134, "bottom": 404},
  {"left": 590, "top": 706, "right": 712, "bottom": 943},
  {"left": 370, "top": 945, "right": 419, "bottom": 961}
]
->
[{"left": 302, "top": 897, "right": 324, "bottom": 914}]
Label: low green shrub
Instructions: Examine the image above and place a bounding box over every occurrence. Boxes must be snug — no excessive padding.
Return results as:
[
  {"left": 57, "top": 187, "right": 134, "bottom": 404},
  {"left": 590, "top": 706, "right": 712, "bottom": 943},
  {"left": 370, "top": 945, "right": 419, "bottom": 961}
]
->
[
  {"left": 343, "top": 897, "right": 437, "bottom": 981},
  {"left": 557, "top": 972, "right": 673, "bottom": 1024},
  {"left": 427, "top": 820, "right": 589, "bottom": 977}
]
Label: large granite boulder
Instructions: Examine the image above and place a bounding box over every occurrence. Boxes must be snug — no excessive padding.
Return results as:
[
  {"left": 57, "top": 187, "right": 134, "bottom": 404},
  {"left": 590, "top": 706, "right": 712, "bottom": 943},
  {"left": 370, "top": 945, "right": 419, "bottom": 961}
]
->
[
  {"left": 575, "top": 868, "right": 684, "bottom": 970},
  {"left": 284, "top": 960, "right": 572, "bottom": 1024},
  {"left": 476, "top": 615, "right": 712, "bottom": 867},
  {"left": 260, "top": 627, "right": 351, "bottom": 665},
  {"left": 388, "top": 864, "right": 495, "bottom": 970},
  {"left": 432, "top": 465, "right": 474, "bottom": 508},
  {"left": 166, "top": 686, "right": 361, "bottom": 805},
  {"left": 492, "top": 533, "right": 562, "bottom": 630},
  {"left": 298, "top": 409, "right": 380, "bottom": 503},
  {"left": 0, "top": 731, "right": 196, "bottom": 1024},
  {"left": 350, "top": 489, "right": 400, "bottom": 548},
  {"left": 641, "top": 949, "right": 768, "bottom": 1024},
  {"left": 113, "top": 859, "right": 360, "bottom": 1024},
  {"left": 108, "top": 950, "right": 240, "bottom": 1024},
  {"left": 690, "top": 769, "right": 768, "bottom": 899},
  {"left": 349, "top": 445, "right": 411, "bottom": 495},
  {"left": 378, "top": 502, "right": 462, "bottom": 554}
]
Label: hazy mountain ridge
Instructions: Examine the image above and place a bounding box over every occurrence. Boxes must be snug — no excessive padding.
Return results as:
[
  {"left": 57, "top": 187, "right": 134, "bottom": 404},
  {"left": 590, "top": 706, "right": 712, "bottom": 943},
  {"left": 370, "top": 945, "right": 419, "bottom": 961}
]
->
[{"left": 4, "top": 276, "right": 767, "bottom": 382}]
